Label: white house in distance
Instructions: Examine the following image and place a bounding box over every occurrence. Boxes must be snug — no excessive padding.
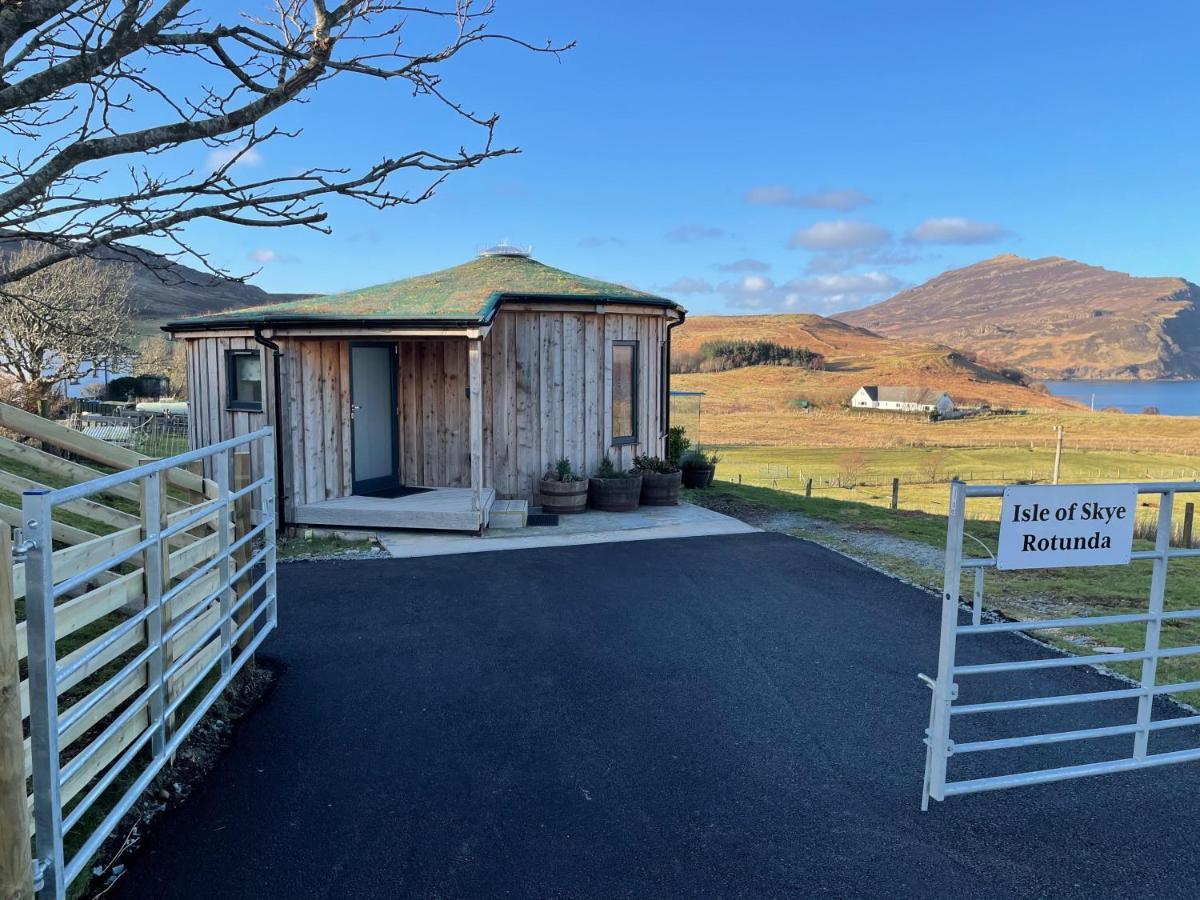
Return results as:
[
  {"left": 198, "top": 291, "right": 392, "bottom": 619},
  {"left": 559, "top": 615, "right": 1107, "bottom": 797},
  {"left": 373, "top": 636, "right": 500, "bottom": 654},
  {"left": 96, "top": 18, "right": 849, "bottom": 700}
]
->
[{"left": 851, "top": 386, "right": 955, "bottom": 415}]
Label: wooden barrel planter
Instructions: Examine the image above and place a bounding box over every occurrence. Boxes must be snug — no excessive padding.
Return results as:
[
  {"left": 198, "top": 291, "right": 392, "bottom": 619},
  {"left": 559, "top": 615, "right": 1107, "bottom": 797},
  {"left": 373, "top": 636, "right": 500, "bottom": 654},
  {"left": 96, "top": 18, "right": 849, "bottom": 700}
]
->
[
  {"left": 588, "top": 474, "right": 643, "bottom": 512},
  {"left": 539, "top": 478, "right": 588, "bottom": 514},
  {"left": 640, "top": 470, "right": 682, "bottom": 506},
  {"left": 681, "top": 464, "right": 715, "bottom": 489}
]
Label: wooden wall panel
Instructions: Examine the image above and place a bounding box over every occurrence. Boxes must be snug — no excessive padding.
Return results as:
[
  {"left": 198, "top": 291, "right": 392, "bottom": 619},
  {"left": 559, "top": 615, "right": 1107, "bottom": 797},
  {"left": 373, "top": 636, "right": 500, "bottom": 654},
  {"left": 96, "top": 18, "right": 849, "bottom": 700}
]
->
[
  {"left": 183, "top": 335, "right": 274, "bottom": 482},
  {"left": 394, "top": 339, "right": 470, "bottom": 489},
  {"left": 481, "top": 309, "right": 670, "bottom": 501},
  {"left": 184, "top": 308, "right": 672, "bottom": 512}
]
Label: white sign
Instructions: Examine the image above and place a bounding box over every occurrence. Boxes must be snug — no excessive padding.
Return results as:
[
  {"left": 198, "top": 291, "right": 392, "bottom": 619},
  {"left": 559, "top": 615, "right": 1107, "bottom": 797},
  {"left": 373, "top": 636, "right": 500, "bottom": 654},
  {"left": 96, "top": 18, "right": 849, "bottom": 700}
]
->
[{"left": 997, "top": 483, "right": 1138, "bottom": 570}]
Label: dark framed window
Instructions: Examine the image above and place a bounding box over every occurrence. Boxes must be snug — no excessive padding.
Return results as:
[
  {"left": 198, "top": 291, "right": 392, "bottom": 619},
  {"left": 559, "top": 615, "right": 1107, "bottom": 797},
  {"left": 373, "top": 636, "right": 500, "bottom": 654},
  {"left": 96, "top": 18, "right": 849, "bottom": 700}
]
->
[
  {"left": 611, "top": 340, "right": 637, "bottom": 445},
  {"left": 659, "top": 340, "right": 669, "bottom": 436},
  {"left": 226, "top": 349, "right": 263, "bottom": 411}
]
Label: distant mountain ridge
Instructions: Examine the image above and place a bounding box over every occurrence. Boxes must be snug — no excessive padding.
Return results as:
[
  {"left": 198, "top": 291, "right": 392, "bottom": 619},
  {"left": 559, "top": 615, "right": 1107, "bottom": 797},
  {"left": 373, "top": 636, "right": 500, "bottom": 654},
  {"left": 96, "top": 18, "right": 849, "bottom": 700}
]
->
[
  {"left": 836, "top": 254, "right": 1200, "bottom": 380},
  {"left": 0, "top": 236, "right": 309, "bottom": 323}
]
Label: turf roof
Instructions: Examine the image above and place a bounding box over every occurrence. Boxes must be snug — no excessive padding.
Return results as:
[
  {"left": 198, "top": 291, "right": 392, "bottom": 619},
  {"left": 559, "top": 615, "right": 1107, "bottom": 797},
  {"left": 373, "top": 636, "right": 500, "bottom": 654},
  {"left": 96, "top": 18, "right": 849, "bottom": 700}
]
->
[{"left": 167, "top": 254, "right": 678, "bottom": 330}]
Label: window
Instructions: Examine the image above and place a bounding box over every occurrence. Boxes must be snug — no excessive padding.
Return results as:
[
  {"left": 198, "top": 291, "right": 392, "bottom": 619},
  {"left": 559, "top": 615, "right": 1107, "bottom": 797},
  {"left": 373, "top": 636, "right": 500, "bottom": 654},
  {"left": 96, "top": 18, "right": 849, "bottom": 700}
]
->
[
  {"left": 226, "top": 349, "right": 263, "bottom": 411},
  {"left": 611, "top": 340, "right": 637, "bottom": 445}
]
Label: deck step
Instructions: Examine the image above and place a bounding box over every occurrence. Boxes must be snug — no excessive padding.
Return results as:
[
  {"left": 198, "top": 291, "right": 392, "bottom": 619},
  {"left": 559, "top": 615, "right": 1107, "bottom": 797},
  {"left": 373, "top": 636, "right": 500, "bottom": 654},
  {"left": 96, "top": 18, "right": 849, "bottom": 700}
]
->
[{"left": 488, "top": 499, "right": 528, "bottom": 529}]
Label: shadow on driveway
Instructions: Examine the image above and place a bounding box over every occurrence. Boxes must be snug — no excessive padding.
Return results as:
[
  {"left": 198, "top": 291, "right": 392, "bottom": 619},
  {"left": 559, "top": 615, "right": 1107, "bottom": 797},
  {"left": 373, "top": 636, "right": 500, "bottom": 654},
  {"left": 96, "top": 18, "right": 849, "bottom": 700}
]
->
[{"left": 116, "top": 533, "right": 1198, "bottom": 898}]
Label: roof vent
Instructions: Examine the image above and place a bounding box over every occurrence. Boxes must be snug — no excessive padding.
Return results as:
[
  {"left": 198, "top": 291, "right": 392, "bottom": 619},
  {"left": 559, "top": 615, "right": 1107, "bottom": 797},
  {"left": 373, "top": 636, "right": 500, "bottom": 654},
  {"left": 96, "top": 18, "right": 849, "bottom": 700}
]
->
[{"left": 478, "top": 240, "right": 532, "bottom": 258}]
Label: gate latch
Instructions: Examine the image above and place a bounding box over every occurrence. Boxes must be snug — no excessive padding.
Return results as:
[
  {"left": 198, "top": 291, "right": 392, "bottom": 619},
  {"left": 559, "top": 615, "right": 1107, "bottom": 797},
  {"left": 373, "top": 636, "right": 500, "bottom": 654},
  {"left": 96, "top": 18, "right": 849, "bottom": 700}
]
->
[{"left": 11, "top": 527, "right": 37, "bottom": 561}]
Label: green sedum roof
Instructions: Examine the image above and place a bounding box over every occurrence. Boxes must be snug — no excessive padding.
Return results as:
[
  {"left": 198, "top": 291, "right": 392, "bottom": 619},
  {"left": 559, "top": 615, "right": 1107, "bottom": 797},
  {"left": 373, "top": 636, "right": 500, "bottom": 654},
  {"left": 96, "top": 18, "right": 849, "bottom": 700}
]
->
[{"left": 166, "top": 254, "right": 679, "bottom": 330}]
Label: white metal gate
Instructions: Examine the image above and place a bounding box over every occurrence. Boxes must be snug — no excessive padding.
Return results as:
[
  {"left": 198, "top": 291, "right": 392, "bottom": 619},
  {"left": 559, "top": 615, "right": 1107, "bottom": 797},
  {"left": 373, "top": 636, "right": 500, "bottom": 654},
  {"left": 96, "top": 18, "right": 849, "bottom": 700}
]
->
[
  {"left": 921, "top": 479, "right": 1200, "bottom": 808},
  {"left": 21, "top": 428, "right": 277, "bottom": 897}
]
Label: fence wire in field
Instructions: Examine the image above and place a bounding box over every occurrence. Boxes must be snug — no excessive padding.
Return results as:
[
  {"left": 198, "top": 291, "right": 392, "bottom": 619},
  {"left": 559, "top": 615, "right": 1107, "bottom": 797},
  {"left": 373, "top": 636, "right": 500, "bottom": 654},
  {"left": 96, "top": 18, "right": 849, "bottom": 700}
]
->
[{"left": 63, "top": 410, "right": 190, "bottom": 460}]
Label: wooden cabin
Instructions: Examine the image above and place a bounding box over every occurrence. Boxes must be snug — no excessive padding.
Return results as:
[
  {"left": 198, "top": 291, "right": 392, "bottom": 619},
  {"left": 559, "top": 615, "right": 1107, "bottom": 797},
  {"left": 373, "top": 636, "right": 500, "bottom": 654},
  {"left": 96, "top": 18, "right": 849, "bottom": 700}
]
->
[{"left": 164, "top": 247, "right": 686, "bottom": 532}]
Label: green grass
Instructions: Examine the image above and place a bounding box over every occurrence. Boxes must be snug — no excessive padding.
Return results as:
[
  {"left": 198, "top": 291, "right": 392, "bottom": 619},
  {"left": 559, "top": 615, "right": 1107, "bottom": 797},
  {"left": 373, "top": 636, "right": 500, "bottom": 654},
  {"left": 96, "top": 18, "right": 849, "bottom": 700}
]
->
[
  {"left": 279, "top": 533, "right": 379, "bottom": 559},
  {"left": 710, "top": 444, "right": 1200, "bottom": 531},
  {"left": 685, "top": 481, "right": 1200, "bottom": 706}
]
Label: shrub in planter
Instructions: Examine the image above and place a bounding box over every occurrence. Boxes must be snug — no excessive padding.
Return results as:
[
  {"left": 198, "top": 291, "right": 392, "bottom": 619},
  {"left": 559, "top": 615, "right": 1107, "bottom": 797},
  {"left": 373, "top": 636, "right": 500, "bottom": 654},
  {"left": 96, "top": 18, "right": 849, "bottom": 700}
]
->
[
  {"left": 666, "top": 426, "right": 691, "bottom": 468},
  {"left": 539, "top": 457, "right": 588, "bottom": 514},
  {"left": 633, "top": 454, "right": 682, "bottom": 506},
  {"left": 588, "top": 455, "right": 642, "bottom": 512},
  {"left": 680, "top": 449, "right": 720, "bottom": 489}
]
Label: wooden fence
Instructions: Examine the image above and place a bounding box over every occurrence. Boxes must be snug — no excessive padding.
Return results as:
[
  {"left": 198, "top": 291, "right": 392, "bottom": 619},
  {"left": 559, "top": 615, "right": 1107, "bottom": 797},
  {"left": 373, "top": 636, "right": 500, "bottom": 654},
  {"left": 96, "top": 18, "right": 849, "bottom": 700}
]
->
[{"left": 0, "top": 401, "right": 263, "bottom": 897}]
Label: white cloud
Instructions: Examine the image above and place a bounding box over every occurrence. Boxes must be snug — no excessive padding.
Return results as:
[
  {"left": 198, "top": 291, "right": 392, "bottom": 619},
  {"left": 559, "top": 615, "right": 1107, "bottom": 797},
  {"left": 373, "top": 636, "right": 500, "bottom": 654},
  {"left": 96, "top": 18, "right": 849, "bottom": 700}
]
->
[
  {"left": 720, "top": 271, "right": 901, "bottom": 313},
  {"left": 745, "top": 186, "right": 873, "bottom": 212},
  {"left": 805, "top": 249, "right": 922, "bottom": 274},
  {"left": 714, "top": 258, "right": 771, "bottom": 273},
  {"left": 665, "top": 223, "right": 726, "bottom": 243},
  {"left": 662, "top": 276, "right": 714, "bottom": 294},
  {"left": 206, "top": 145, "right": 264, "bottom": 172},
  {"left": 250, "top": 248, "right": 278, "bottom": 263},
  {"left": 905, "top": 217, "right": 1010, "bottom": 244},
  {"left": 788, "top": 219, "right": 890, "bottom": 251}
]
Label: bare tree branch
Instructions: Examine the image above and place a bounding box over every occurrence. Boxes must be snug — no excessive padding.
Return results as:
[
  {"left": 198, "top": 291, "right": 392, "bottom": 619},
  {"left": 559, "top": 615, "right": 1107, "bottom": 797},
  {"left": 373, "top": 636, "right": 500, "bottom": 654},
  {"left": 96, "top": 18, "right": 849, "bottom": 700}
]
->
[{"left": 0, "top": 1, "right": 573, "bottom": 286}]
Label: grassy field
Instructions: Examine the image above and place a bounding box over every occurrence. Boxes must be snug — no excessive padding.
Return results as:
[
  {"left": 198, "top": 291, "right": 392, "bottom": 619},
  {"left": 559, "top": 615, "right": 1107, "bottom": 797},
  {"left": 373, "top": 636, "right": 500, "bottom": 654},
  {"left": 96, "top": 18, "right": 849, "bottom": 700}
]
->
[
  {"left": 707, "top": 444, "right": 1200, "bottom": 533},
  {"left": 669, "top": 314, "right": 1199, "bottom": 455},
  {"left": 685, "top": 481, "right": 1200, "bottom": 706}
]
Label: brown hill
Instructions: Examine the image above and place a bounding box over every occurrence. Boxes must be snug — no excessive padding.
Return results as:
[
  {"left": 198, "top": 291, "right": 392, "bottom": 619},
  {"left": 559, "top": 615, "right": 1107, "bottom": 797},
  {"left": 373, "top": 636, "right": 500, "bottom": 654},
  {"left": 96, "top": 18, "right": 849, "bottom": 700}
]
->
[
  {"left": 837, "top": 254, "right": 1200, "bottom": 380},
  {"left": 0, "top": 235, "right": 309, "bottom": 325},
  {"left": 670, "top": 314, "right": 1073, "bottom": 444}
]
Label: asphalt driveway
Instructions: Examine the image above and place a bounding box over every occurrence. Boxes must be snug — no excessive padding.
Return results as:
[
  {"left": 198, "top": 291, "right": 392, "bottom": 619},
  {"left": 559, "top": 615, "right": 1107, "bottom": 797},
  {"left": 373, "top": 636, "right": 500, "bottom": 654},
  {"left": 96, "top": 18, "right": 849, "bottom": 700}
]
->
[{"left": 116, "top": 532, "right": 1200, "bottom": 898}]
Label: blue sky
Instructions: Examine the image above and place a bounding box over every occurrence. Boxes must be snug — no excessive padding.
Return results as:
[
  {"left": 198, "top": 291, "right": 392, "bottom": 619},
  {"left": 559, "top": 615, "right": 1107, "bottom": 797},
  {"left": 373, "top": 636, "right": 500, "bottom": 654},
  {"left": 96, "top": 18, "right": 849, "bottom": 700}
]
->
[{"left": 184, "top": 1, "right": 1200, "bottom": 315}]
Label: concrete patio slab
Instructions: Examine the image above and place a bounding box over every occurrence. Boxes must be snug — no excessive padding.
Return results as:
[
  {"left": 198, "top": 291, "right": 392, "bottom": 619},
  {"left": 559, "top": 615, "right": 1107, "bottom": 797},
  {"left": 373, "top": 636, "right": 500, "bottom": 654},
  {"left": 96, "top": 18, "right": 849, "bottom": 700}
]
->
[{"left": 376, "top": 501, "right": 757, "bottom": 558}]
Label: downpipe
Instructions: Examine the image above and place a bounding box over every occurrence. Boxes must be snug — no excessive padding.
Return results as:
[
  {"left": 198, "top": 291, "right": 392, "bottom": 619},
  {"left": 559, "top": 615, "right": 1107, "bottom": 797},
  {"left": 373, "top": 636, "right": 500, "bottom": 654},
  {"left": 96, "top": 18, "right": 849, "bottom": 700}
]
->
[
  {"left": 253, "top": 328, "right": 288, "bottom": 531},
  {"left": 665, "top": 308, "right": 686, "bottom": 449}
]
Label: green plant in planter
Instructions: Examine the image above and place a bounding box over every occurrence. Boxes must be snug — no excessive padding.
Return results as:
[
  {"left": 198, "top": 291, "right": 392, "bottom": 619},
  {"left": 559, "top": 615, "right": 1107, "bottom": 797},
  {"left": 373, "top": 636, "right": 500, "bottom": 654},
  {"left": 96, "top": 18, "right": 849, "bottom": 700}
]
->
[
  {"left": 596, "top": 454, "right": 636, "bottom": 478},
  {"left": 680, "top": 449, "right": 720, "bottom": 468},
  {"left": 633, "top": 454, "right": 680, "bottom": 474},
  {"left": 666, "top": 426, "right": 691, "bottom": 467},
  {"left": 540, "top": 456, "right": 589, "bottom": 514},
  {"left": 545, "top": 456, "right": 585, "bottom": 482},
  {"left": 590, "top": 454, "right": 642, "bottom": 511},
  {"left": 679, "top": 448, "right": 720, "bottom": 489}
]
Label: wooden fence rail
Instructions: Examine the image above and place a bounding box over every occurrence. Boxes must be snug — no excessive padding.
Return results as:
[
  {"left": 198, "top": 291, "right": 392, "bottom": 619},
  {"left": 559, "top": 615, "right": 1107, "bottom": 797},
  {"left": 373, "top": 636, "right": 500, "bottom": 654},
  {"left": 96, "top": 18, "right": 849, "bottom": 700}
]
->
[{"left": 0, "top": 402, "right": 256, "bottom": 896}]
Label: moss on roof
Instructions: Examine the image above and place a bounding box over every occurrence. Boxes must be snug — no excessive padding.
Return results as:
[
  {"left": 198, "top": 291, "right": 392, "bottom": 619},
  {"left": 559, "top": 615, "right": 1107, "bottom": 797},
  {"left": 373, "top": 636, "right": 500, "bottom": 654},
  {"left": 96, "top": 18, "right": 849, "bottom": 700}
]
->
[{"left": 168, "top": 254, "right": 677, "bottom": 329}]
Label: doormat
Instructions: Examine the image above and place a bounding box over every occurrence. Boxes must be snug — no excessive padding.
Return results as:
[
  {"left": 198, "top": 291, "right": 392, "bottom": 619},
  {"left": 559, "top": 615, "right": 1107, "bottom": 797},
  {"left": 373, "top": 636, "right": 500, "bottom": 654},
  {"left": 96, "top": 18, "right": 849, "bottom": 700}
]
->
[
  {"left": 358, "top": 485, "right": 433, "bottom": 499},
  {"left": 526, "top": 512, "right": 559, "bottom": 527}
]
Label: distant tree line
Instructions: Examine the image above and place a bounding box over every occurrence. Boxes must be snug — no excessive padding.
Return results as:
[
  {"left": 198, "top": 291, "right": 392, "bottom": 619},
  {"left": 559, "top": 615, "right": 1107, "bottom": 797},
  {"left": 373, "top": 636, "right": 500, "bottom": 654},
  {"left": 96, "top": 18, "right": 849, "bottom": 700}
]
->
[{"left": 672, "top": 340, "right": 826, "bottom": 374}]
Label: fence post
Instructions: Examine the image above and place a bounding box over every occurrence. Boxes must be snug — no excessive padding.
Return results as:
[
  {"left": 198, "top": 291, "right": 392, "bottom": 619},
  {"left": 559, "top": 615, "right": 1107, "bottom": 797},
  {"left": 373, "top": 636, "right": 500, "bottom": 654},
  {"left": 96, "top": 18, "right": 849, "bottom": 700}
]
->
[
  {"left": 232, "top": 451, "right": 253, "bottom": 655},
  {"left": 923, "top": 480, "right": 967, "bottom": 810},
  {"left": 805, "top": 478, "right": 812, "bottom": 498},
  {"left": 139, "top": 469, "right": 167, "bottom": 757},
  {"left": 891, "top": 477, "right": 900, "bottom": 511},
  {"left": 1134, "top": 490, "right": 1174, "bottom": 760},
  {"left": 262, "top": 433, "right": 278, "bottom": 629},
  {"left": 0, "top": 528, "right": 34, "bottom": 899},
  {"left": 1184, "top": 502, "right": 1195, "bottom": 549},
  {"left": 216, "top": 450, "right": 233, "bottom": 676},
  {"left": 22, "top": 488, "right": 63, "bottom": 898}
]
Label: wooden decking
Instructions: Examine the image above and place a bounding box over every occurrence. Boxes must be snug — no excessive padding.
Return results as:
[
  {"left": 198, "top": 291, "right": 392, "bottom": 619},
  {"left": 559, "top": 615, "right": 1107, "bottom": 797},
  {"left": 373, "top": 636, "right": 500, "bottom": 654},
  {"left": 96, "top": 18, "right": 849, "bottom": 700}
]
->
[{"left": 295, "top": 487, "right": 495, "bottom": 532}]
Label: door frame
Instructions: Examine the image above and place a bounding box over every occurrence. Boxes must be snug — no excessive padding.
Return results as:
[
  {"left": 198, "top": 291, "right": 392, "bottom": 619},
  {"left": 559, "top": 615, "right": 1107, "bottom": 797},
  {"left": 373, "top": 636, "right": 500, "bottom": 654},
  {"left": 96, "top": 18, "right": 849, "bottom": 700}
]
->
[{"left": 349, "top": 340, "right": 400, "bottom": 494}]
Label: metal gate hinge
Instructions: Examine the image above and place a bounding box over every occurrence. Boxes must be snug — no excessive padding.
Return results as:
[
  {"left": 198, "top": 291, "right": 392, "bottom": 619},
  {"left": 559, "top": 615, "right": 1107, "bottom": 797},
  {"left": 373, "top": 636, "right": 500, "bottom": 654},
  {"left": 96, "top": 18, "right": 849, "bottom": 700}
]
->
[{"left": 32, "top": 857, "right": 50, "bottom": 892}]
